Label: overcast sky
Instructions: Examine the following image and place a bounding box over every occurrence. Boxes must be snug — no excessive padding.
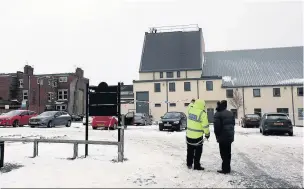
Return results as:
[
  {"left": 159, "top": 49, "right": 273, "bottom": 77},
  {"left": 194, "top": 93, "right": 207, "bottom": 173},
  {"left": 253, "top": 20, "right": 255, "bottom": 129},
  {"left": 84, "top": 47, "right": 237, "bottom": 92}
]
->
[{"left": 0, "top": 0, "right": 303, "bottom": 85}]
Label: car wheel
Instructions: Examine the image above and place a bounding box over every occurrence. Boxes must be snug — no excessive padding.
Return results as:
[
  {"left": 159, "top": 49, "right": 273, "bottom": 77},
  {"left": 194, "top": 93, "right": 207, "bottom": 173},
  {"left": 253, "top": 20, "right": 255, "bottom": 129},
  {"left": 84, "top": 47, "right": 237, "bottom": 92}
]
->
[
  {"left": 144, "top": 121, "right": 147, "bottom": 126},
  {"left": 288, "top": 131, "right": 293, "bottom": 136},
  {"left": 30, "top": 125, "right": 35, "bottom": 128},
  {"left": 66, "top": 120, "right": 71, "bottom": 127},
  {"left": 12, "top": 120, "right": 19, "bottom": 127},
  {"left": 259, "top": 128, "right": 262, "bottom": 133},
  {"left": 111, "top": 124, "right": 117, "bottom": 130},
  {"left": 262, "top": 129, "right": 267, "bottom": 136},
  {"left": 47, "top": 121, "right": 53, "bottom": 128},
  {"left": 92, "top": 127, "right": 97, "bottom": 130},
  {"left": 243, "top": 123, "right": 247, "bottom": 128},
  {"left": 159, "top": 125, "right": 163, "bottom": 131},
  {"left": 176, "top": 124, "right": 181, "bottom": 132}
]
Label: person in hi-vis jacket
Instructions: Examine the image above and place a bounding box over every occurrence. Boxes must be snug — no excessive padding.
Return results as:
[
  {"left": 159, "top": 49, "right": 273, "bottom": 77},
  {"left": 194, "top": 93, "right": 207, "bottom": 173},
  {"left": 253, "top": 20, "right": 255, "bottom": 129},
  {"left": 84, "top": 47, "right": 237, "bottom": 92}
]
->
[{"left": 186, "top": 99, "right": 210, "bottom": 170}]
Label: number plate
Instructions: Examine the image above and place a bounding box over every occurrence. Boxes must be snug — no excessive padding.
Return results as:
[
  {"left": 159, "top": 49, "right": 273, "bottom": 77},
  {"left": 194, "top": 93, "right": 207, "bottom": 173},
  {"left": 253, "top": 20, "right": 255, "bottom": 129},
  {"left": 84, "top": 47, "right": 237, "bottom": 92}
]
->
[
  {"left": 164, "top": 123, "right": 171, "bottom": 126},
  {"left": 31, "top": 122, "right": 37, "bottom": 124},
  {"left": 97, "top": 123, "right": 104, "bottom": 126},
  {"left": 274, "top": 123, "right": 283, "bottom": 125}
]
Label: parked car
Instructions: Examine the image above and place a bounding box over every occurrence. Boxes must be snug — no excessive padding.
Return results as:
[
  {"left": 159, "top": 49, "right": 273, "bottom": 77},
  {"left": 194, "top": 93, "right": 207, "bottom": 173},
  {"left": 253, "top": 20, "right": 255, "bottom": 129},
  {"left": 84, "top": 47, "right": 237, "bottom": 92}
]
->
[
  {"left": 29, "top": 111, "right": 72, "bottom": 128},
  {"left": 83, "top": 116, "right": 93, "bottom": 125},
  {"left": 133, "top": 113, "right": 152, "bottom": 126},
  {"left": 0, "top": 110, "right": 37, "bottom": 127},
  {"left": 241, "top": 114, "right": 261, "bottom": 128},
  {"left": 159, "top": 111, "right": 187, "bottom": 131},
  {"left": 259, "top": 113, "right": 293, "bottom": 136},
  {"left": 71, "top": 114, "right": 82, "bottom": 121},
  {"left": 92, "top": 116, "right": 118, "bottom": 130}
]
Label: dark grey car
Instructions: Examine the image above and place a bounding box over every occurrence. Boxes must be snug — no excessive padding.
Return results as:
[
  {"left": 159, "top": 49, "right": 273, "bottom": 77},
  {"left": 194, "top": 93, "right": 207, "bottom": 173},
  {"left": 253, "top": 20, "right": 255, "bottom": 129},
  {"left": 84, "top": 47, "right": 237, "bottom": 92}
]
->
[
  {"left": 259, "top": 113, "right": 293, "bottom": 136},
  {"left": 159, "top": 112, "right": 187, "bottom": 131},
  {"left": 133, "top": 113, "right": 152, "bottom": 126},
  {"left": 29, "top": 111, "right": 72, "bottom": 128}
]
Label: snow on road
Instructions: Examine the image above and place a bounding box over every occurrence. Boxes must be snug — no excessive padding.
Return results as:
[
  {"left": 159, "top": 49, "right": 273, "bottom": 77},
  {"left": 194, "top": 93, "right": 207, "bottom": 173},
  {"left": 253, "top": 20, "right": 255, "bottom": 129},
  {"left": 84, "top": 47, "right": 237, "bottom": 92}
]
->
[{"left": 0, "top": 123, "right": 303, "bottom": 188}]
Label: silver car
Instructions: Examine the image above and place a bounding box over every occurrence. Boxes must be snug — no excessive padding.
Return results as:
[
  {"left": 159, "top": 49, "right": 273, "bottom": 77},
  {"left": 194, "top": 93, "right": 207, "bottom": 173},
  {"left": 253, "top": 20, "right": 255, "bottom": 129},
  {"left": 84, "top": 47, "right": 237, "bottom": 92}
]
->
[
  {"left": 133, "top": 113, "right": 152, "bottom": 126},
  {"left": 29, "top": 111, "right": 72, "bottom": 128}
]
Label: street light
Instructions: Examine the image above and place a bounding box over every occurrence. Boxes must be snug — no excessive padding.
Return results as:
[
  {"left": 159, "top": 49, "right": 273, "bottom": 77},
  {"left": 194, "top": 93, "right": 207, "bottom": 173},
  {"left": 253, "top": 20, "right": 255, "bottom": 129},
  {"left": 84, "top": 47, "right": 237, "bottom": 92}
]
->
[{"left": 37, "top": 76, "right": 56, "bottom": 113}]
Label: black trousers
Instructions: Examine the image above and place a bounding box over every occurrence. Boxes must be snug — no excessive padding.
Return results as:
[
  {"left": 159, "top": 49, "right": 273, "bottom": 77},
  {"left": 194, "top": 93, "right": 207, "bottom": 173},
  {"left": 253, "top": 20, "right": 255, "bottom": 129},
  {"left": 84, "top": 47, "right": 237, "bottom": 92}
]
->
[
  {"left": 186, "top": 137, "right": 203, "bottom": 168},
  {"left": 219, "top": 142, "right": 232, "bottom": 172}
]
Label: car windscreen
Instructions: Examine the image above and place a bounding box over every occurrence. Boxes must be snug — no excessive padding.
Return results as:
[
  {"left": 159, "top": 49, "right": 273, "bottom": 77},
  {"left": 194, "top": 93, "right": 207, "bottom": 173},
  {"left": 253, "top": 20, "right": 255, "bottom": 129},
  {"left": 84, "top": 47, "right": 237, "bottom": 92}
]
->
[
  {"left": 39, "top": 111, "right": 57, "bottom": 117},
  {"left": 267, "top": 114, "right": 288, "bottom": 120},
  {"left": 163, "top": 112, "right": 181, "bottom": 119},
  {"left": 134, "top": 113, "right": 143, "bottom": 117},
  {"left": 246, "top": 114, "right": 260, "bottom": 118},
  {"left": 4, "top": 110, "right": 22, "bottom": 117}
]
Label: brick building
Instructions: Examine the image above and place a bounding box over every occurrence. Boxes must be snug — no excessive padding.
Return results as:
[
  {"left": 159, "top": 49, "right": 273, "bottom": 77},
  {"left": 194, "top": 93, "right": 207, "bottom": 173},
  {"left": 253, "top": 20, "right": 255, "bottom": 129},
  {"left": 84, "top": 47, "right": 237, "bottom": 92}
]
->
[{"left": 0, "top": 65, "right": 89, "bottom": 114}]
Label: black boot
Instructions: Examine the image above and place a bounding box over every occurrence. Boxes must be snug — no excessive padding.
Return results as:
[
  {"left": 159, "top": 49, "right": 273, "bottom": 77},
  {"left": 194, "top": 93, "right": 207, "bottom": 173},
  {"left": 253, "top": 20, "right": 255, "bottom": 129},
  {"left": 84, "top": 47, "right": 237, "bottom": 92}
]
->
[
  {"left": 217, "top": 170, "right": 230, "bottom": 174},
  {"left": 187, "top": 165, "right": 192, "bottom": 169},
  {"left": 194, "top": 166, "right": 205, "bottom": 170}
]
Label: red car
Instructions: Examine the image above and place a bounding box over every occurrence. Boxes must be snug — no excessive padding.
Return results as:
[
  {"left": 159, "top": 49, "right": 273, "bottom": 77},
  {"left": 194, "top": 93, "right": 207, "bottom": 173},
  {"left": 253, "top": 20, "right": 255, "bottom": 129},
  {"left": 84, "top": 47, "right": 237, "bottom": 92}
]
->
[
  {"left": 92, "top": 116, "right": 118, "bottom": 130},
  {"left": 0, "top": 110, "right": 37, "bottom": 127}
]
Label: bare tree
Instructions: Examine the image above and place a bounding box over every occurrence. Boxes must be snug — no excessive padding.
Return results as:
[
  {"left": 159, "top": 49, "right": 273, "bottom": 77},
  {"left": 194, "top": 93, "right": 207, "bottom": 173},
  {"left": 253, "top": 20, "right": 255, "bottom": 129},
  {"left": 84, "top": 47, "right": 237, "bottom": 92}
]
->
[{"left": 229, "top": 89, "right": 243, "bottom": 112}]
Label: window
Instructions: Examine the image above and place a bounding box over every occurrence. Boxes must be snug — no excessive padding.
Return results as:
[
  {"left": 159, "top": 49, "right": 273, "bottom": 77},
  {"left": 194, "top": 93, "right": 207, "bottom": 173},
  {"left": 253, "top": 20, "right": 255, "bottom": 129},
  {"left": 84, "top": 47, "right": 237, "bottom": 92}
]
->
[
  {"left": 169, "top": 103, "right": 176, "bottom": 107},
  {"left": 154, "top": 83, "right": 161, "bottom": 92},
  {"left": 19, "top": 79, "right": 24, "bottom": 88},
  {"left": 59, "top": 77, "right": 68, "bottom": 83},
  {"left": 37, "top": 78, "right": 43, "bottom": 85},
  {"left": 155, "top": 103, "right": 161, "bottom": 107},
  {"left": 254, "top": 108, "right": 262, "bottom": 117},
  {"left": 184, "top": 82, "right": 191, "bottom": 91},
  {"left": 184, "top": 103, "right": 190, "bottom": 107},
  {"left": 166, "top": 72, "right": 174, "bottom": 78},
  {"left": 58, "top": 89, "right": 68, "bottom": 100},
  {"left": 273, "top": 88, "right": 281, "bottom": 97},
  {"left": 169, "top": 82, "right": 175, "bottom": 92},
  {"left": 48, "top": 92, "right": 52, "bottom": 102},
  {"left": 160, "top": 72, "right": 163, "bottom": 78},
  {"left": 177, "top": 71, "right": 180, "bottom": 78},
  {"left": 53, "top": 81, "right": 57, "bottom": 87},
  {"left": 206, "top": 81, "right": 213, "bottom": 91},
  {"left": 226, "top": 89, "right": 233, "bottom": 98},
  {"left": 297, "top": 87, "right": 303, "bottom": 96},
  {"left": 253, "top": 89, "right": 261, "bottom": 97},
  {"left": 298, "top": 108, "right": 304, "bottom": 120},
  {"left": 231, "top": 109, "right": 238, "bottom": 119},
  {"left": 22, "top": 90, "right": 28, "bottom": 100},
  {"left": 277, "top": 108, "right": 289, "bottom": 116},
  {"left": 56, "top": 105, "right": 67, "bottom": 111}
]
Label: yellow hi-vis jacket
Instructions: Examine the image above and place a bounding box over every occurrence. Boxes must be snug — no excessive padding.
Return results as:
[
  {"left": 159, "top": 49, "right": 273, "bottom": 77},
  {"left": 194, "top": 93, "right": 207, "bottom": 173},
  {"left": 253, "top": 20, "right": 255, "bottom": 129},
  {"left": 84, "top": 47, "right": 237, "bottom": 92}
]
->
[
  {"left": 187, "top": 102, "right": 194, "bottom": 112},
  {"left": 186, "top": 99, "right": 210, "bottom": 139}
]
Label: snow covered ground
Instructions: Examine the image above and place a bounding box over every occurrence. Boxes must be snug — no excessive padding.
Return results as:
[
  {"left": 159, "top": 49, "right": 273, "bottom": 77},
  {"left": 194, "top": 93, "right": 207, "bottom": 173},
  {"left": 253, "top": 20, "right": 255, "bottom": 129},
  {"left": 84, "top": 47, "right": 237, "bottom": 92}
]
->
[{"left": 0, "top": 123, "right": 303, "bottom": 188}]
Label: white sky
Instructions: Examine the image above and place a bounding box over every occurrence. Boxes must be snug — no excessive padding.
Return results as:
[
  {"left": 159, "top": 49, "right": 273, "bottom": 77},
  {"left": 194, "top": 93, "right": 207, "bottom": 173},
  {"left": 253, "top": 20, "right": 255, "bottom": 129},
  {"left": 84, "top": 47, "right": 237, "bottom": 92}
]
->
[{"left": 0, "top": 0, "right": 303, "bottom": 85}]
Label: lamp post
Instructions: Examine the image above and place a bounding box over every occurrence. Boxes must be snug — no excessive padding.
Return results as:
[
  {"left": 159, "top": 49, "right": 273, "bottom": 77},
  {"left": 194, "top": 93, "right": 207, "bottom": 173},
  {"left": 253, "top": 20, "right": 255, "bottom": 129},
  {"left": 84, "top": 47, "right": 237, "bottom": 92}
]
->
[{"left": 37, "top": 76, "right": 55, "bottom": 114}]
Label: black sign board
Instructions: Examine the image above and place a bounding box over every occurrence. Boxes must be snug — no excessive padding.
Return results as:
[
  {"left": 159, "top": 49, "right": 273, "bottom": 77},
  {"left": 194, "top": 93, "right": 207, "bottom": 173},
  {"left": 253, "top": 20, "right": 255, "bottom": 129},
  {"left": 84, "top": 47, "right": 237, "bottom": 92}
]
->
[{"left": 84, "top": 82, "right": 122, "bottom": 157}]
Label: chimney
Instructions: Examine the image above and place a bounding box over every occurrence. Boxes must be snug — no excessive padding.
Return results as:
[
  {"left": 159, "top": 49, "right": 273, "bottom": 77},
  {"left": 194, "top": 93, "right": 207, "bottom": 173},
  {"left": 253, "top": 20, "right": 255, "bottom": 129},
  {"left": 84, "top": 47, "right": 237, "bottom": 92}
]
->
[
  {"left": 24, "top": 65, "right": 34, "bottom": 75},
  {"left": 75, "top": 67, "right": 84, "bottom": 78}
]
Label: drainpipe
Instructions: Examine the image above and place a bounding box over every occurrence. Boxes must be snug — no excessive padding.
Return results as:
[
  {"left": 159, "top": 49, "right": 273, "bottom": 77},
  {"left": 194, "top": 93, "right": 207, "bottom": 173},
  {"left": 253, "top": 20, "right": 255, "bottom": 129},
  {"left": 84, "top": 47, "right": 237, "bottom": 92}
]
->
[
  {"left": 196, "top": 80, "right": 199, "bottom": 99},
  {"left": 291, "top": 86, "right": 295, "bottom": 125},
  {"left": 166, "top": 81, "right": 168, "bottom": 113},
  {"left": 242, "top": 87, "right": 245, "bottom": 117}
]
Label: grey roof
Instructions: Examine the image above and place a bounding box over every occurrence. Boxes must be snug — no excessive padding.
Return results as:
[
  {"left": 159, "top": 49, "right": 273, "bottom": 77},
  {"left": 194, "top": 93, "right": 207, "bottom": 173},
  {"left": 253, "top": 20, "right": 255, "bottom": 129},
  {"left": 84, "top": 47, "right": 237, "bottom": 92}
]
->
[
  {"left": 139, "top": 29, "right": 203, "bottom": 72},
  {"left": 202, "top": 46, "right": 304, "bottom": 87}
]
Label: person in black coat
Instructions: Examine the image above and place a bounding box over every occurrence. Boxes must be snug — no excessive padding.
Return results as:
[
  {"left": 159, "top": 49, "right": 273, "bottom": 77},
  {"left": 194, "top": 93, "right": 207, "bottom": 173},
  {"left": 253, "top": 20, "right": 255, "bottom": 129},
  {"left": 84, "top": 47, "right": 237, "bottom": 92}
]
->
[{"left": 213, "top": 100, "right": 235, "bottom": 174}]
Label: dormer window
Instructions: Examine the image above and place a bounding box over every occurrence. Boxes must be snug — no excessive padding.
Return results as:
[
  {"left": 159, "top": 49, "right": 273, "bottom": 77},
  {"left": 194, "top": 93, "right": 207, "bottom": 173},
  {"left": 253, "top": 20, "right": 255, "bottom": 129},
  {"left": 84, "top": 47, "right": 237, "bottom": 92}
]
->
[{"left": 166, "top": 72, "right": 174, "bottom": 78}]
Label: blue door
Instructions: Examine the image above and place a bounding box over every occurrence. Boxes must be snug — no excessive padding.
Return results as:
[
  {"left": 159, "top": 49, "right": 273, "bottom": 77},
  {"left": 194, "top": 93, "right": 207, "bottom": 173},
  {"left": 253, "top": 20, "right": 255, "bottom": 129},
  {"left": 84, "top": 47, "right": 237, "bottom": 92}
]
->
[{"left": 136, "top": 92, "right": 149, "bottom": 115}]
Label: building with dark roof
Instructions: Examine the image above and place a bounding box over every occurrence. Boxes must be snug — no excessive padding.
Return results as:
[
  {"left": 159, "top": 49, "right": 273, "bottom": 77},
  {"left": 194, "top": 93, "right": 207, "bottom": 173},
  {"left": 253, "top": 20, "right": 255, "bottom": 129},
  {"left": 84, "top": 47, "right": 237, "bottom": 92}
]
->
[
  {"left": 0, "top": 65, "right": 89, "bottom": 115},
  {"left": 133, "top": 25, "right": 303, "bottom": 126}
]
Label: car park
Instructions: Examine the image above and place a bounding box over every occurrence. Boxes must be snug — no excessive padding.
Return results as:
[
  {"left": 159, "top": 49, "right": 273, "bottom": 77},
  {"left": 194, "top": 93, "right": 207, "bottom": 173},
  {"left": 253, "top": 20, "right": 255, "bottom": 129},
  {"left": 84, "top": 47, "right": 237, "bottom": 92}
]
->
[
  {"left": 29, "top": 111, "right": 72, "bottom": 128},
  {"left": 241, "top": 114, "right": 261, "bottom": 128},
  {"left": 0, "top": 110, "right": 37, "bottom": 127},
  {"left": 91, "top": 116, "right": 119, "bottom": 130},
  {"left": 259, "top": 113, "right": 293, "bottom": 136},
  {"left": 159, "top": 111, "right": 187, "bottom": 131}
]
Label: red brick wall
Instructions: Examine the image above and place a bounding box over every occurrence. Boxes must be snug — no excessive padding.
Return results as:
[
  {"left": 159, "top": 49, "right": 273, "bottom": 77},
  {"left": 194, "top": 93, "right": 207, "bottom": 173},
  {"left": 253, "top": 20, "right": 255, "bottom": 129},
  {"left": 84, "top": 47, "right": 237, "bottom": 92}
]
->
[{"left": 0, "top": 76, "right": 12, "bottom": 100}]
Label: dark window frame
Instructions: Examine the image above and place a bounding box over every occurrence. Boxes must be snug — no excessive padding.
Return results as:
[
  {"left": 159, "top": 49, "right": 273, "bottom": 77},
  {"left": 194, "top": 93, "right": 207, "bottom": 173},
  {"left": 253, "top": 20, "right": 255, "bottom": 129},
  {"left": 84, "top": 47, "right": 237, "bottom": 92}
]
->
[
  {"left": 166, "top": 72, "right": 174, "bottom": 78},
  {"left": 160, "top": 72, "right": 163, "bottom": 78},
  {"left": 231, "top": 109, "right": 238, "bottom": 119},
  {"left": 253, "top": 89, "right": 261, "bottom": 97},
  {"left": 154, "top": 83, "right": 161, "bottom": 92},
  {"left": 169, "top": 103, "right": 176, "bottom": 107},
  {"left": 169, "top": 82, "right": 175, "bottom": 92},
  {"left": 226, "top": 89, "right": 233, "bottom": 98},
  {"left": 206, "top": 81, "right": 213, "bottom": 91},
  {"left": 184, "top": 82, "right": 191, "bottom": 91},
  {"left": 297, "top": 87, "right": 303, "bottom": 96},
  {"left": 273, "top": 88, "right": 281, "bottom": 97},
  {"left": 298, "top": 108, "right": 304, "bottom": 120},
  {"left": 155, "top": 103, "right": 161, "bottom": 107},
  {"left": 184, "top": 103, "right": 190, "bottom": 107},
  {"left": 277, "top": 108, "right": 289, "bottom": 116},
  {"left": 177, "top": 71, "right": 180, "bottom": 78},
  {"left": 254, "top": 108, "right": 262, "bottom": 117}
]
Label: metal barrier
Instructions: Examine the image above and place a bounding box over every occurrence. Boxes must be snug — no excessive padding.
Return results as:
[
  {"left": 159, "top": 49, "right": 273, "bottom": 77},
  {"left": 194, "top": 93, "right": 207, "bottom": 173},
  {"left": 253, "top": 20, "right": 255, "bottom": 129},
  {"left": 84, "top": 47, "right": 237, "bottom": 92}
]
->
[{"left": 0, "top": 127, "right": 125, "bottom": 165}]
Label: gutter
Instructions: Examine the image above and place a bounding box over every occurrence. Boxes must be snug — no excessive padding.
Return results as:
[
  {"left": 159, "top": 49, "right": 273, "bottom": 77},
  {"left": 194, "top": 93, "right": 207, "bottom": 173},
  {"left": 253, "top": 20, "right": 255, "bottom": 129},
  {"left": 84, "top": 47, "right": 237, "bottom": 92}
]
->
[{"left": 291, "top": 86, "right": 296, "bottom": 125}]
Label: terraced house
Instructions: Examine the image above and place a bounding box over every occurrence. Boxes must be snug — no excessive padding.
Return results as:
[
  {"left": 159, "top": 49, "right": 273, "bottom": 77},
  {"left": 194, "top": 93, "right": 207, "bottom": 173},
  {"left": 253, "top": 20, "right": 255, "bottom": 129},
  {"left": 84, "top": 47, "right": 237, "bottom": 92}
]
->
[
  {"left": 0, "top": 65, "right": 89, "bottom": 115},
  {"left": 133, "top": 25, "right": 304, "bottom": 126}
]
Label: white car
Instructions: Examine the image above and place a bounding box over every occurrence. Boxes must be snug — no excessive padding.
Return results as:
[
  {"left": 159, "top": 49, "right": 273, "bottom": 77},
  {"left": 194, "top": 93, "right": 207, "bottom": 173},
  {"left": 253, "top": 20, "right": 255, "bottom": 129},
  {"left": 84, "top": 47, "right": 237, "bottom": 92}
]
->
[{"left": 82, "top": 116, "right": 93, "bottom": 125}]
